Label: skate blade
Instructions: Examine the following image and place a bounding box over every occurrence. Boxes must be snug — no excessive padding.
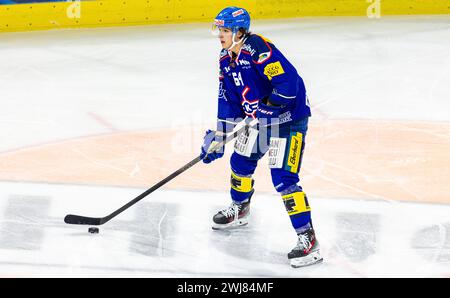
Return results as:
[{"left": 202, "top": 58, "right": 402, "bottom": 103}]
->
[
  {"left": 212, "top": 219, "right": 248, "bottom": 230},
  {"left": 290, "top": 250, "right": 323, "bottom": 268}
]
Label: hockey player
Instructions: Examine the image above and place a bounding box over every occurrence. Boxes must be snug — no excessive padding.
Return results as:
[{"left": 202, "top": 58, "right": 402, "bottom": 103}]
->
[{"left": 200, "top": 7, "right": 323, "bottom": 268}]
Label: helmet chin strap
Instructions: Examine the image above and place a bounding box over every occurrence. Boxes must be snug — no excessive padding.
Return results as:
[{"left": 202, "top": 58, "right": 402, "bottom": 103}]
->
[{"left": 227, "top": 32, "right": 244, "bottom": 53}]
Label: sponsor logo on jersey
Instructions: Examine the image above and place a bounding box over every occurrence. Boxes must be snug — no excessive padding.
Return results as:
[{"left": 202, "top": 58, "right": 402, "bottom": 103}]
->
[
  {"left": 243, "top": 101, "right": 258, "bottom": 115},
  {"left": 279, "top": 111, "right": 292, "bottom": 124},
  {"left": 219, "top": 49, "right": 228, "bottom": 59},
  {"left": 223, "top": 59, "right": 250, "bottom": 70},
  {"left": 236, "top": 59, "right": 250, "bottom": 66},
  {"left": 218, "top": 82, "right": 227, "bottom": 100},
  {"left": 232, "top": 9, "right": 244, "bottom": 17},
  {"left": 263, "top": 61, "right": 285, "bottom": 80},
  {"left": 257, "top": 52, "right": 271, "bottom": 63},
  {"left": 242, "top": 43, "right": 256, "bottom": 56}
]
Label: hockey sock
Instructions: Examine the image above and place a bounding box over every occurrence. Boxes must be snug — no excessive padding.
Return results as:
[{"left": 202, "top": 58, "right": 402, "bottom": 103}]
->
[
  {"left": 281, "top": 189, "right": 312, "bottom": 234},
  {"left": 230, "top": 170, "right": 254, "bottom": 203}
]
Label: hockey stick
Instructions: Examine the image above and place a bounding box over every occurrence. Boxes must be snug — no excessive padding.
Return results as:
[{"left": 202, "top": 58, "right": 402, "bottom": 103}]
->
[{"left": 64, "top": 118, "right": 258, "bottom": 226}]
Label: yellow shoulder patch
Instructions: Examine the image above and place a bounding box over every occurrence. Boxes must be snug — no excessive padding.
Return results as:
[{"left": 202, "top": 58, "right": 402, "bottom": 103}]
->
[{"left": 263, "top": 61, "right": 285, "bottom": 81}]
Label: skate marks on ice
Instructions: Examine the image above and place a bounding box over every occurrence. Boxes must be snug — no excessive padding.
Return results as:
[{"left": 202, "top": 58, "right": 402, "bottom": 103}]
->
[
  {"left": 109, "top": 202, "right": 179, "bottom": 258},
  {"left": 320, "top": 199, "right": 450, "bottom": 277},
  {"left": 334, "top": 213, "right": 380, "bottom": 262},
  {"left": 0, "top": 181, "right": 449, "bottom": 277},
  {"left": 412, "top": 223, "right": 450, "bottom": 264},
  {"left": 0, "top": 195, "right": 51, "bottom": 251}
]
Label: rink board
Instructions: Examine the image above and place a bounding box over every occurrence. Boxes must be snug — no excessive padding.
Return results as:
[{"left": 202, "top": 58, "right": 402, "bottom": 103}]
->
[{"left": 1, "top": 0, "right": 450, "bottom": 33}]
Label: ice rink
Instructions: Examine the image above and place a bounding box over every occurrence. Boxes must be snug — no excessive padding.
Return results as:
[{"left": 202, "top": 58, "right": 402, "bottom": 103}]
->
[{"left": 0, "top": 15, "right": 449, "bottom": 277}]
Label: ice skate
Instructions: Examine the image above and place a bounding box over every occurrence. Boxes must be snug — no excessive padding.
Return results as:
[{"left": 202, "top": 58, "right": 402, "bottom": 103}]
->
[
  {"left": 288, "top": 228, "right": 323, "bottom": 268},
  {"left": 212, "top": 194, "right": 252, "bottom": 230}
]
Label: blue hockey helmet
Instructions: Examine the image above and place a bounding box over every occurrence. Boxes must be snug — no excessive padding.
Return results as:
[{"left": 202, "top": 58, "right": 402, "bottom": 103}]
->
[{"left": 213, "top": 7, "right": 251, "bottom": 34}]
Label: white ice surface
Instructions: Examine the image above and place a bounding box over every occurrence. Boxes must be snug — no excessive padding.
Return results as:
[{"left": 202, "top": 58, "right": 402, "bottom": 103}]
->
[
  {"left": 0, "top": 16, "right": 449, "bottom": 151},
  {"left": 0, "top": 15, "right": 449, "bottom": 277},
  {"left": 0, "top": 181, "right": 449, "bottom": 278}
]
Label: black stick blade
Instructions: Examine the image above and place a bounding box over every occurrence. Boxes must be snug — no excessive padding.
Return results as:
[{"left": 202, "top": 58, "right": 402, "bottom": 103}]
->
[{"left": 64, "top": 214, "right": 103, "bottom": 225}]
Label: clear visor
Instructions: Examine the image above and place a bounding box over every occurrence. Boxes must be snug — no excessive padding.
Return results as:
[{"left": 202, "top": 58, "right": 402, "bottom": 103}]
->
[
  {"left": 212, "top": 19, "right": 231, "bottom": 36},
  {"left": 211, "top": 24, "right": 235, "bottom": 37},
  {"left": 211, "top": 23, "right": 221, "bottom": 36}
]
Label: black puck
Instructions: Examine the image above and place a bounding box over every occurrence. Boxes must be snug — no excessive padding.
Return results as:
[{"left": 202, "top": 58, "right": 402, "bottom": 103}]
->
[{"left": 88, "top": 227, "right": 99, "bottom": 234}]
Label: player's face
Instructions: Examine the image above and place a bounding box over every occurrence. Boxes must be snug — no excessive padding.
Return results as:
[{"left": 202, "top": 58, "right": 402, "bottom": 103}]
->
[{"left": 218, "top": 27, "right": 233, "bottom": 49}]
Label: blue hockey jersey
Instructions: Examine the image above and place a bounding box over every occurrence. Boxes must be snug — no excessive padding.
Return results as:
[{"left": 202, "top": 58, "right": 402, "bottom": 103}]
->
[{"left": 217, "top": 34, "right": 311, "bottom": 130}]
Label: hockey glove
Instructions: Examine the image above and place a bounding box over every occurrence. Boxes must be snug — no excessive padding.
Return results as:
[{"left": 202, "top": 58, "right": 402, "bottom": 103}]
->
[
  {"left": 256, "top": 99, "right": 282, "bottom": 124},
  {"left": 200, "top": 129, "right": 225, "bottom": 164}
]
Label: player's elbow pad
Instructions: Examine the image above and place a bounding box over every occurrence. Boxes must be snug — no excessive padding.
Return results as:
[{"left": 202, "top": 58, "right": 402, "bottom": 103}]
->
[{"left": 269, "top": 80, "right": 299, "bottom": 105}]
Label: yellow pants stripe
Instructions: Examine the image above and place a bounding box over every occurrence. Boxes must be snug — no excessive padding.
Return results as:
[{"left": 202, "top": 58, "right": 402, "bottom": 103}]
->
[{"left": 286, "top": 132, "right": 303, "bottom": 173}]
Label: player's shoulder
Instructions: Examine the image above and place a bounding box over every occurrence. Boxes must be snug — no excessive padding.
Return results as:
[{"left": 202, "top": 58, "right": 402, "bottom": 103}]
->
[
  {"left": 242, "top": 34, "right": 274, "bottom": 64},
  {"left": 219, "top": 49, "right": 230, "bottom": 63}
]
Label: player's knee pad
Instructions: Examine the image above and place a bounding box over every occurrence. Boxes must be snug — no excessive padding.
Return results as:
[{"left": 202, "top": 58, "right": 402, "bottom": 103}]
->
[
  {"left": 282, "top": 190, "right": 312, "bottom": 231},
  {"left": 230, "top": 170, "right": 255, "bottom": 202}
]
